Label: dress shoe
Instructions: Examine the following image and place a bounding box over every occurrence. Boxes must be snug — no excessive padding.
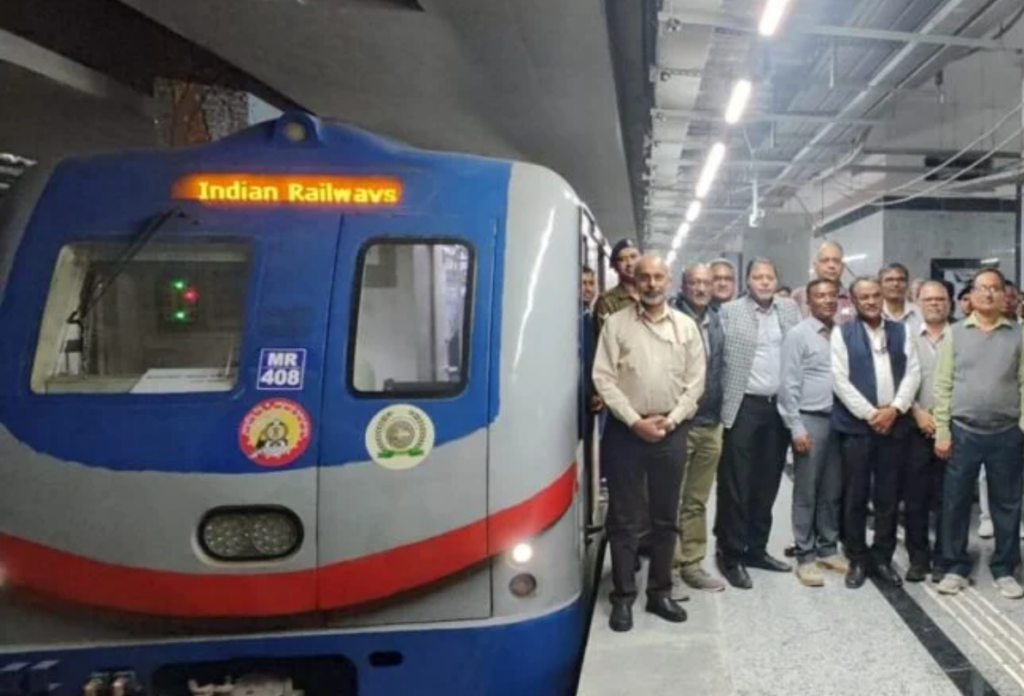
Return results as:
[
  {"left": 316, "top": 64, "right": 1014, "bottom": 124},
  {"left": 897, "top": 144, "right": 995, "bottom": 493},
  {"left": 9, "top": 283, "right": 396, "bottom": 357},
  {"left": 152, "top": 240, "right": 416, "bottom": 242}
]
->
[
  {"left": 744, "top": 552, "right": 791, "bottom": 573},
  {"left": 609, "top": 603, "right": 633, "bottom": 632},
  {"left": 905, "top": 562, "right": 930, "bottom": 583},
  {"left": 783, "top": 544, "right": 797, "bottom": 558},
  {"left": 645, "top": 596, "right": 687, "bottom": 623},
  {"left": 874, "top": 562, "right": 904, "bottom": 588},
  {"left": 718, "top": 561, "right": 753, "bottom": 589},
  {"left": 845, "top": 561, "right": 867, "bottom": 589}
]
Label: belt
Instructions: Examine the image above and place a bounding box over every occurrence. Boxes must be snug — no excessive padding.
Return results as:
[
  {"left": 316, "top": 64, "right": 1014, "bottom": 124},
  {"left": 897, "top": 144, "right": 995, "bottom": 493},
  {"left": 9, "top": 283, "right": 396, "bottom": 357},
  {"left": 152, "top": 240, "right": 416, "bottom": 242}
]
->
[
  {"left": 800, "top": 409, "right": 832, "bottom": 418},
  {"left": 744, "top": 393, "right": 777, "bottom": 404}
]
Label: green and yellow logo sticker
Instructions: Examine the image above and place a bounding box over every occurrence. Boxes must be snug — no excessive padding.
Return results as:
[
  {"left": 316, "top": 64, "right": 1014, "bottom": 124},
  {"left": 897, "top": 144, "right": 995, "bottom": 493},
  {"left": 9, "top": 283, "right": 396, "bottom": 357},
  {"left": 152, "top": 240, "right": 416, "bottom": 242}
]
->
[{"left": 365, "top": 404, "right": 435, "bottom": 470}]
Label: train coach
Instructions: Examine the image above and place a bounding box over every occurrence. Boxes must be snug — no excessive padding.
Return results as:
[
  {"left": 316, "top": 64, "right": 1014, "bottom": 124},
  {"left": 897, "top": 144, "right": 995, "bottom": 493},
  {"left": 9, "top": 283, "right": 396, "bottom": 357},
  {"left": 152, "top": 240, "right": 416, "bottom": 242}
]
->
[{"left": 0, "top": 112, "right": 610, "bottom": 696}]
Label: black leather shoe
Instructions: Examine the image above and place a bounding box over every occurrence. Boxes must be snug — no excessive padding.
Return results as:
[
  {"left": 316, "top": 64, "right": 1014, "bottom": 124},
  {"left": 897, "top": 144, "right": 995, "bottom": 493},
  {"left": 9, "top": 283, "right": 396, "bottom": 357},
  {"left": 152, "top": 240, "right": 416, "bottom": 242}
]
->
[
  {"left": 609, "top": 603, "right": 633, "bottom": 632},
  {"left": 874, "top": 563, "right": 904, "bottom": 587},
  {"left": 719, "top": 562, "right": 753, "bottom": 589},
  {"left": 744, "top": 552, "right": 791, "bottom": 573},
  {"left": 783, "top": 544, "right": 797, "bottom": 558},
  {"left": 845, "top": 561, "right": 867, "bottom": 589},
  {"left": 645, "top": 596, "right": 687, "bottom": 623},
  {"left": 905, "top": 563, "right": 930, "bottom": 583}
]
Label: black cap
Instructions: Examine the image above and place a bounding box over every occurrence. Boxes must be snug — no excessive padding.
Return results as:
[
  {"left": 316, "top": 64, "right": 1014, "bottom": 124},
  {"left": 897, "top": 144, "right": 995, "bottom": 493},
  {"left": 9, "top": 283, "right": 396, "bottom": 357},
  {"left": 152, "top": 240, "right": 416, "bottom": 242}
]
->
[{"left": 611, "top": 239, "right": 637, "bottom": 263}]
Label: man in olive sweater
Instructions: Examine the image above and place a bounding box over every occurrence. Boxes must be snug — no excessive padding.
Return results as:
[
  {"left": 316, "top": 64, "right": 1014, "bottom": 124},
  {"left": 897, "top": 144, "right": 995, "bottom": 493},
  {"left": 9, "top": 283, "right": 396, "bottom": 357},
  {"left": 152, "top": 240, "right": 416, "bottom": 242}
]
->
[{"left": 933, "top": 268, "right": 1024, "bottom": 599}]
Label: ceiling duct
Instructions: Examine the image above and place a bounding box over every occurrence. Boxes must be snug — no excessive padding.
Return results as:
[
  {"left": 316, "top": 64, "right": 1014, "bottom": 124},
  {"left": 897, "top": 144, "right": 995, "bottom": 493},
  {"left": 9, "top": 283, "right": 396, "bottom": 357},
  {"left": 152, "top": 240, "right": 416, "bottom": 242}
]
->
[{"left": 922, "top": 153, "right": 994, "bottom": 181}]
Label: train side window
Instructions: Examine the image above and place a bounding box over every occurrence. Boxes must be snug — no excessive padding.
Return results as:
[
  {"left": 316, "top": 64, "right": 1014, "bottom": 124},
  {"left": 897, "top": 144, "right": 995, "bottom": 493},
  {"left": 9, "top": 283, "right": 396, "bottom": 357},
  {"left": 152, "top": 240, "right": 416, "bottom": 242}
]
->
[
  {"left": 349, "top": 240, "right": 472, "bottom": 397},
  {"left": 30, "top": 240, "right": 250, "bottom": 395}
]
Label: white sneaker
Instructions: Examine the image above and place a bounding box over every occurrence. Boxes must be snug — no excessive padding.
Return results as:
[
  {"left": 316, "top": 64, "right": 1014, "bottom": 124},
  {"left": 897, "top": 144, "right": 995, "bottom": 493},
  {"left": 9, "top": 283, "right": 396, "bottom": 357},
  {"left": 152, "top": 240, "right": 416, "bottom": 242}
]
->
[
  {"left": 994, "top": 576, "right": 1024, "bottom": 599},
  {"left": 670, "top": 576, "right": 691, "bottom": 602},
  {"left": 978, "top": 519, "right": 994, "bottom": 538},
  {"left": 937, "top": 573, "right": 969, "bottom": 595}
]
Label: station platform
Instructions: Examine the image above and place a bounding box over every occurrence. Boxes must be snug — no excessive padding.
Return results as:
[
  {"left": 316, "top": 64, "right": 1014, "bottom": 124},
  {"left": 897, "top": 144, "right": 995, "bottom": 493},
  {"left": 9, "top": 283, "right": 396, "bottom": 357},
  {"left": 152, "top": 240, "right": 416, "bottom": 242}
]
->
[{"left": 577, "top": 475, "right": 1024, "bottom": 696}]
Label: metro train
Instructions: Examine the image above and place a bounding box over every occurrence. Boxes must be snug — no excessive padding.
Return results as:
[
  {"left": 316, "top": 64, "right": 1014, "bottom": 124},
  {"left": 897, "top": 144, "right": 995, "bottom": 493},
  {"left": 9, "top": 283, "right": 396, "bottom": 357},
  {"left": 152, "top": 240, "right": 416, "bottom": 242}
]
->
[{"left": 0, "top": 112, "right": 612, "bottom": 696}]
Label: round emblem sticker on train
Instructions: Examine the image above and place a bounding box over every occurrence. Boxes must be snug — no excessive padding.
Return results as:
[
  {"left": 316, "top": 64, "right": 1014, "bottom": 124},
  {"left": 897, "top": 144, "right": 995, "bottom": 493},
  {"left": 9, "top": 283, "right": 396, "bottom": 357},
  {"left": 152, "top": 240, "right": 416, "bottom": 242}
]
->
[
  {"left": 238, "top": 398, "right": 312, "bottom": 467},
  {"left": 366, "top": 404, "right": 435, "bottom": 470}
]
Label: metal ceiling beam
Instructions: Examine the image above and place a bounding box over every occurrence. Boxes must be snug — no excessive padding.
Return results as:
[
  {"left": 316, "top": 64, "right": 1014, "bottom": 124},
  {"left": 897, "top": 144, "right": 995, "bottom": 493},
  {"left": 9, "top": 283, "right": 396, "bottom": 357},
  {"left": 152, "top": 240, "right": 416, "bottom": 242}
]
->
[
  {"left": 645, "top": 206, "right": 752, "bottom": 215},
  {"left": 0, "top": 28, "right": 155, "bottom": 118},
  {"left": 658, "top": 10, "right": 1024, "bottom": 52},
  {"left": 654, "top": 68, "right": 939, "bottom": 96},
  {"left": 759, "top": 0, "right": 980, "bottom": 205},
  {"left": 670, "top": 158, "right": 790, "bottom": 168},
  {"left": 861, "top": 147, "right": 1022, "bottom": 159},
  {"left": 648, "top": 140, "right": 855, "bottom": 153},
  {"left": 652, "top": 108, "right": 884, "bottom": 126},
  {"left": 849, "top": 164, "right": 953, "bottom": 175}
]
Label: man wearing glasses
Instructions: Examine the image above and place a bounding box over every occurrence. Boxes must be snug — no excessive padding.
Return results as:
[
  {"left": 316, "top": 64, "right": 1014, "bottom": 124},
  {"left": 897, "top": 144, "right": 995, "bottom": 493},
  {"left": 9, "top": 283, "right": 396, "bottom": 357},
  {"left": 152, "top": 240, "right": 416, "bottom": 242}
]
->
[
  {"left": 880, "top": 263, "right": 923, "bottom": 336},
  {"left": 933, "top": 269, "right": 1024, "bottom": 599}
]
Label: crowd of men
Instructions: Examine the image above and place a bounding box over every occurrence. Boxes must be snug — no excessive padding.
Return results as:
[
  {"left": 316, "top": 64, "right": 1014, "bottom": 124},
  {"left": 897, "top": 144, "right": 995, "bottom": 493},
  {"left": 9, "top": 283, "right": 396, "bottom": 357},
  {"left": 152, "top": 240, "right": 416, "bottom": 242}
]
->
[{"left": 580, "top": 239, "right": 1024, "bottom": 634}]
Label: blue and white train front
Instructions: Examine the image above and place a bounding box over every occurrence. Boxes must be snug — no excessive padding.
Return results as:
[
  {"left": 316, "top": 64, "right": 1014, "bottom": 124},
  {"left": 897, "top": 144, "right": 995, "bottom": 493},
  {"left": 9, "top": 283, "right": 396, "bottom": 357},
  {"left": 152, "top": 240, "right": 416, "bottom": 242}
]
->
[{"left": 0, "top": 113, "right": 591, "bottom": 696}]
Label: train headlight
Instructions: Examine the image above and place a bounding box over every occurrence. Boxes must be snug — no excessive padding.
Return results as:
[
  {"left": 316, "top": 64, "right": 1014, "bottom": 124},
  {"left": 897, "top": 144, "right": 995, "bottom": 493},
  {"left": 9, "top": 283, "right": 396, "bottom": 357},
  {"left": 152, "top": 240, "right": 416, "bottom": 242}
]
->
[
  {"left": 250, "top": 511, "right": 301, "bottom": 556},
  {"left": 511, "top": 542, "right": 533, "bottom": 565},
  {"left": 199, "top": 507, "right": 303, "bottom": 561}
]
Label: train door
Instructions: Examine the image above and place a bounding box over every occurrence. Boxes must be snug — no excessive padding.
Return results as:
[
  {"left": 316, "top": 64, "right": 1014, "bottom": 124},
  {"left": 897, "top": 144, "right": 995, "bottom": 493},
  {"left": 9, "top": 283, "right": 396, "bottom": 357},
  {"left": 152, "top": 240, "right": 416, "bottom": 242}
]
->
[{"left": 317, "top": 213, "right": 496, "bottom": 620}]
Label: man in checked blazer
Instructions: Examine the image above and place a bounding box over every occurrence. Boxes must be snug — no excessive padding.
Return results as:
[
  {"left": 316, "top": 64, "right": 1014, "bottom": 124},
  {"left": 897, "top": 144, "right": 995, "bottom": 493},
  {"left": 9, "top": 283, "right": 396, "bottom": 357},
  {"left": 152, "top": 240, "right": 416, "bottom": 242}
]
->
[{"left": 714, "top": 257, "right": 802, "bottom": 589}]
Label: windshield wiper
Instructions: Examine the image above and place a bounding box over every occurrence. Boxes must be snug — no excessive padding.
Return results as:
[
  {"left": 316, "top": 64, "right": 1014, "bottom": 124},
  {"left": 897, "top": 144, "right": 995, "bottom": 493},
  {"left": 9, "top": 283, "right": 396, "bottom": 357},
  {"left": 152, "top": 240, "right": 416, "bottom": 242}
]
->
[{"left": 70, "top": 207, "right": 186, "bottom": 323}]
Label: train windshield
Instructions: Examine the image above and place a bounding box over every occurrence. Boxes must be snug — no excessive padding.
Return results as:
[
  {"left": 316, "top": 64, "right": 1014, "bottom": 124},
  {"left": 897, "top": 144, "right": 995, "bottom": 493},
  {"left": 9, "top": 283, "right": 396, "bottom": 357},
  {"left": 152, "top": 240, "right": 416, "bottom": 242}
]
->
[
  {"left": 350, "top": 240, "right": 471, "bottom": 396},
  {"left": 31, "top": 240, "right": 250, "bottom": 394}
]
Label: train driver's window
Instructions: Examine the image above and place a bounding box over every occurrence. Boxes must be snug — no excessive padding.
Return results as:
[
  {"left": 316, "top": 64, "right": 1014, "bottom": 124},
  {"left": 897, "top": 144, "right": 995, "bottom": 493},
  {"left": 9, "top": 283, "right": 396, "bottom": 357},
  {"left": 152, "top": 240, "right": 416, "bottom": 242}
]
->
[
  {"left": 31, "top": 240, "right": 250, "bottom": 394},
  {"left": 350, "top": 240, "right": 472, "bottom": 396}
]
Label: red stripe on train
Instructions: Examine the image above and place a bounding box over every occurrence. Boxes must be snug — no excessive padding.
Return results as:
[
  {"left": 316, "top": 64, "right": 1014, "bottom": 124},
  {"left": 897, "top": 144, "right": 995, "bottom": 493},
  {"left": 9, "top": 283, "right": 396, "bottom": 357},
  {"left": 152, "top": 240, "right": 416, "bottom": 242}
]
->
[{"left": 0, "top": 464, "right": 577, "bottom": 617}]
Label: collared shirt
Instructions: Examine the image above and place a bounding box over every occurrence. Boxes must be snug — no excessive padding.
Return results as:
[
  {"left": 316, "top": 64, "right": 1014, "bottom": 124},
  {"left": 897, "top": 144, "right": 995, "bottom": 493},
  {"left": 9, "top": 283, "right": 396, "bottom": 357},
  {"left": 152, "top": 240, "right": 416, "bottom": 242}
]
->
[
  {"left": 914, "top": 322, "right": 950, "bottom": 412},
  {"left": 777, "top": 316, "right": 834, "bottom": 438},
  {"left": 593, "top": 284, "right": 637, "bottom": 340},
  {"left": 592, "top": 304, "right": 707, "bottom": 429},
  {"left": 831, "top": 319, "right": 921, "bottom": 420},
  {"left": 933, "top": 313, "right": 1024, "bottom": 441},
  {"left": 884, "top": 301, "right": 923, "bottom": 336},
  {"left": 745, "top": 303, "right": 783, "bottom": 396},
  {"left": 792, "top": 283, "right": 857, "bottom": 325}
]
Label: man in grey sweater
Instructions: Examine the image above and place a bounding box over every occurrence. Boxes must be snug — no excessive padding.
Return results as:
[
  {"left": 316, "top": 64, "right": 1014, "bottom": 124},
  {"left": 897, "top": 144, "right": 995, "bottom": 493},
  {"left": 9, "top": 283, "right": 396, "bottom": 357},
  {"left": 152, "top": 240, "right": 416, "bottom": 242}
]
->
[{"left": 933, "top": 268, "right": 1024, "bottom": 599}]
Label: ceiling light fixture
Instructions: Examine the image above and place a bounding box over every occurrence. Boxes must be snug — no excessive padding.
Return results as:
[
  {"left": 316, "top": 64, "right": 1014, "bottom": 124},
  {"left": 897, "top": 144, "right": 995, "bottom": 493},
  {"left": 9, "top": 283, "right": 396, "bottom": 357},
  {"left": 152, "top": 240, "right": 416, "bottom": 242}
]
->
[
  {"left": 724, "top": 79, "right": 753, "bottom": 124},
  {"left": 686, "top": 201, "right": 702, "bottom": 223},
  {"left": 667, "top": 250, "right": 677, "bottom": 266},
  {"left": 696, "top": 142, "right": 727, "bottom": 198},
  {"left": 759, "top": 0, "right": 793, "bottom": 37}
]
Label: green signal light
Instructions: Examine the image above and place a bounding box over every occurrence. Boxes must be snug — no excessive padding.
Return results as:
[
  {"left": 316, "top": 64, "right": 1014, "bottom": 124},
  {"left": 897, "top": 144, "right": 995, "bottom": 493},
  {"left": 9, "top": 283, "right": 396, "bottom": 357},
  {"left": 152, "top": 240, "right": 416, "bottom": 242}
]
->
[
  {"left": 171, "top": 280, "right": 187, "bottom": 291},
  {"left": 173, "top": 310, "right": 188, "bottom": 321}
]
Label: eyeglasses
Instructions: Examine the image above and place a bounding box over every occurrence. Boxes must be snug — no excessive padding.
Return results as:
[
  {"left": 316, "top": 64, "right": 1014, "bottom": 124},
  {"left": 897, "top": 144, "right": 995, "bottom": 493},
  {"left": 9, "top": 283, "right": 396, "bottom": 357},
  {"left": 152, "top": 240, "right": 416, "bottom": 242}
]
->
[{"left": 974, "top": 284, "right": 1004, "bottom": 295}]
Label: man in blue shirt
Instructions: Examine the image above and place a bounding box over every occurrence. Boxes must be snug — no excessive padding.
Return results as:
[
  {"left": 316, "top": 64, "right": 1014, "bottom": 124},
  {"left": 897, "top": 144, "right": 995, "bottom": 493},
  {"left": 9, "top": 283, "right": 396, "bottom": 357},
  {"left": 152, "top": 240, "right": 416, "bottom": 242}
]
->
[{"left": 777, "top": 279, "right": 847, "bottom": 586}]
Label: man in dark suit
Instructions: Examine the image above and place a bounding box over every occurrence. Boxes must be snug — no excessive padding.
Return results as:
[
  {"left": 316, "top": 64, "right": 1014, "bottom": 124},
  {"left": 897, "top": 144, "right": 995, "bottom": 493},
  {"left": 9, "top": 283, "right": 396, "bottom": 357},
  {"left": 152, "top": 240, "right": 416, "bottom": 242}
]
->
[{"left": 714, "top": 258, "right": 802, "bottom": 589}]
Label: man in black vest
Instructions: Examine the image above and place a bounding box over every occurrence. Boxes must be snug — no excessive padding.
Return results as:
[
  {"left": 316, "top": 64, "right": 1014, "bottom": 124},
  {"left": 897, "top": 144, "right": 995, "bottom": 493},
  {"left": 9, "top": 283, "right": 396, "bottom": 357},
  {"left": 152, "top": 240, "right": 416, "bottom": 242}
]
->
[{"left": 830, "top": 276, "right": 921, "bottom": 589}]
